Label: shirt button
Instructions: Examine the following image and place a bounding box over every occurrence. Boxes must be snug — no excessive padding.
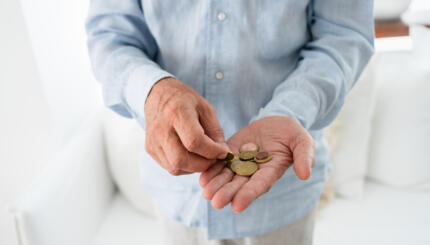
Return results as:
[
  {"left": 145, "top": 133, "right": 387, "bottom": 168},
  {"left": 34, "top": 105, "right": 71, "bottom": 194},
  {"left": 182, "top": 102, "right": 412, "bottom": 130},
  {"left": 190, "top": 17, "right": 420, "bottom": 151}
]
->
[
  {"left": 215, "top": 72, "right": 224, "bottom": 80},
  {"left": 217, "top": 12, "right": 227, "bottom": 21}
]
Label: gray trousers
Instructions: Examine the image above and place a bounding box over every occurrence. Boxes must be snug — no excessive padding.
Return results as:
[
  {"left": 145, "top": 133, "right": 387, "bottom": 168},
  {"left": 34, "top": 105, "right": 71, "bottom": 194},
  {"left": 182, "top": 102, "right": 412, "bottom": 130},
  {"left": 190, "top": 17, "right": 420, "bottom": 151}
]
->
[{"left": 156, "top": 208, "right": 316, "bottom": 245}]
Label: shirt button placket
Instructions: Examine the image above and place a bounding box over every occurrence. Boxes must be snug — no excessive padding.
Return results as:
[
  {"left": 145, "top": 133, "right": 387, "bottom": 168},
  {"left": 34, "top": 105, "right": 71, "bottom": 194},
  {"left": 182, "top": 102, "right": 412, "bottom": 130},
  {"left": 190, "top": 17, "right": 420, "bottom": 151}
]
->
[{"left": 215, "top": 11, "right": 226, "bottom": 82}]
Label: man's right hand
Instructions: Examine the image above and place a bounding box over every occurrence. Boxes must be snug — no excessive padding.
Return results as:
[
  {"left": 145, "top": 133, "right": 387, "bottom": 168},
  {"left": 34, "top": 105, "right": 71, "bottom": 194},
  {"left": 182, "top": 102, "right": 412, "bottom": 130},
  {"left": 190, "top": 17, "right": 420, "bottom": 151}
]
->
[{"left": 144, "top": 77, "right": 229, "bottom": 176}]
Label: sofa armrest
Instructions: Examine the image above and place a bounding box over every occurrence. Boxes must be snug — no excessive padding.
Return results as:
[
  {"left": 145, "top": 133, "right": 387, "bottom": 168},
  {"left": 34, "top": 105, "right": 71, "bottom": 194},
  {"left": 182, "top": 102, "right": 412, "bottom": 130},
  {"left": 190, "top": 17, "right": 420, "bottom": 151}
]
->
[{"left": 11, "top": 113, "right": 116, "bottom": 245}]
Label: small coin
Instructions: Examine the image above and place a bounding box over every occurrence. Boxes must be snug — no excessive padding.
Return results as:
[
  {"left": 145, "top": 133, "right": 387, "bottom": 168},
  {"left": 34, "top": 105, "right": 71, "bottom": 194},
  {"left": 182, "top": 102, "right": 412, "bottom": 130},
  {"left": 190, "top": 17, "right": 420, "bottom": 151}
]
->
[
  {"left": 255, "top": 152, "right": 272, "bottom": 164},
  {"left": 255, "top": 151, "right": 269, "bottom": 160},
  {"left": 239, "top": 151, "right": 257, "bottom": 161},
  {"left": 224, "top": 152, "right": 235, "bottom": 161},
  {"left": 234, "top": 161, "right": 259, "bottom": 176},
  {"left": 239, "top": 142, "right": 259, "bottom": 153},
  {"left": 230, "top": 160, "right": 242, "bottom": 172}
]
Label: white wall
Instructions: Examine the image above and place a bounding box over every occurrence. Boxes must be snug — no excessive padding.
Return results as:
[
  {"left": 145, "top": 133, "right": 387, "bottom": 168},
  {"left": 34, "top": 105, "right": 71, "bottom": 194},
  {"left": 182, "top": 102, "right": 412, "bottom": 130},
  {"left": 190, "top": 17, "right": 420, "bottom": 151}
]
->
[
  {"left": 0, "top": 0, "right": 102, "bottom": 244},
  {"left": 0, "top": 1, "right": 52, "bottom": 244},
  {"left": 19, "top": 0, "right": 102, "bottom": 144}
]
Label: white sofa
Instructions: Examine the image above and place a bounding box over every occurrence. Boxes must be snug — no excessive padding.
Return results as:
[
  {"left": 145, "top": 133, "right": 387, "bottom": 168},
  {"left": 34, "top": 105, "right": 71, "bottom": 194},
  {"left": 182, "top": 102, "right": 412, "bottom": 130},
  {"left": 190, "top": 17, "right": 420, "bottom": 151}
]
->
[
  {"left": 11, "top": 104, "right": 430, "bottom": 245},
  {"left": 11, "top": 111, "right": 164, "bottom": 245}
]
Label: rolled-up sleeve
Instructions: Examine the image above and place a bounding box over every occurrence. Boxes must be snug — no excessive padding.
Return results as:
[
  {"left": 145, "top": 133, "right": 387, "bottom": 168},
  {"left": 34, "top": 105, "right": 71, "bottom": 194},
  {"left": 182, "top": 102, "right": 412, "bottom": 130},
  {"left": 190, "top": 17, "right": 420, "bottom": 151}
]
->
[
  {"left": 86, "top": 0, "right": 173, "bottom": 127},
  {"left": 253, "top": 0, "right": 374, "bottom": 130}
]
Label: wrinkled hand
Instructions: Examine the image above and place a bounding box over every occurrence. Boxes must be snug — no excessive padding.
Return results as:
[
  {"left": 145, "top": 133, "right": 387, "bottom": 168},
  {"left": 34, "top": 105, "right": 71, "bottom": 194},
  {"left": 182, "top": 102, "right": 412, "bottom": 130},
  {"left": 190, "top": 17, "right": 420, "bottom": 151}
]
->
[
  {"left": 199, "top": 116, "right": 314, "bottom": 213},
  {"left": 145, "top": 77, "right": 228, "bottom": 176}
]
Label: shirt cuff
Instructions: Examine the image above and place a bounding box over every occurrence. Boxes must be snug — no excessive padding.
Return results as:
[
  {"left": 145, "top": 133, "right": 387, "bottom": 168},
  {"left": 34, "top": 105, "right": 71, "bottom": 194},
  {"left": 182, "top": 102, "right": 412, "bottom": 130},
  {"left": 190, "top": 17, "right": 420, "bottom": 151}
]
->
[
  {"left": 250, "top": 90, "right": 319, "bottom": 129},
  {"left": 123, "top": 64, "right": 174, "bottom": 129}
]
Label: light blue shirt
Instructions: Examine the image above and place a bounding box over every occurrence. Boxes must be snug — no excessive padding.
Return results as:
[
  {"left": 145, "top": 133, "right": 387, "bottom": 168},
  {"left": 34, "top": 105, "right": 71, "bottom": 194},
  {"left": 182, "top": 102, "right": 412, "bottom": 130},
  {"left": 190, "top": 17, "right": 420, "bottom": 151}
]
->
[{"left": 86, "top": 0, "right": 374, "bottom": 239}]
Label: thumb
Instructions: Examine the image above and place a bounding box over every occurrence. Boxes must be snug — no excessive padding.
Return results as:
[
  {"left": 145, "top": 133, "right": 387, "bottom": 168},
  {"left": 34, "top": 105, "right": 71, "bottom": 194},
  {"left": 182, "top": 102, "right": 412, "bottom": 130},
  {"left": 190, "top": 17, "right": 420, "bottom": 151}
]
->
[{"left": 292, "top": 136, "right": 314, "bottom": 180}]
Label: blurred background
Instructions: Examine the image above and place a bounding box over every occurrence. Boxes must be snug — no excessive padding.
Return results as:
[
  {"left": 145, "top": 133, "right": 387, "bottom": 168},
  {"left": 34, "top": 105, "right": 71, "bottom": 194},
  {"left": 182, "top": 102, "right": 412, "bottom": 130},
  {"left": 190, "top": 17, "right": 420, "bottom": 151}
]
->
[{"left": 1, "top": 0, "right": 429, "bottom": 244}]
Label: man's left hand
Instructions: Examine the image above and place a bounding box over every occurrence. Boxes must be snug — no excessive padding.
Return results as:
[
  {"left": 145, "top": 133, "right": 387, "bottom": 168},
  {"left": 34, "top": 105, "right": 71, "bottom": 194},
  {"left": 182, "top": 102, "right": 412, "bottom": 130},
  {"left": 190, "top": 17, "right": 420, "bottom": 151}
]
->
[{"left": 199, "top": 116, "right": 315, "bottom": 213}]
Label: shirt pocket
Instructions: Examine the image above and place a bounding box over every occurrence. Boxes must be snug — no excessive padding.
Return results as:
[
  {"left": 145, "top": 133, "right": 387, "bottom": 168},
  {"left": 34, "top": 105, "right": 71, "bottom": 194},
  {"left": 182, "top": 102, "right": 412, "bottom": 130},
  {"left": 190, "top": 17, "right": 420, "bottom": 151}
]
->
[{"left": 256, "top": 0, "right": 309, "bottom": 60}]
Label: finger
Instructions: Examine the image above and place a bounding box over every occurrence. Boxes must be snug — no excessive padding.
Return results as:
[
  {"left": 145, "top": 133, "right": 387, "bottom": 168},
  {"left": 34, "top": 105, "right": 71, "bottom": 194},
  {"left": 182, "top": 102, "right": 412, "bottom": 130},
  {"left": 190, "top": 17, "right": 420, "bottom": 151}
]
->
[
  {"left": 146, "top": 132, "right": 170, "bottom": 171},
  {"left": 157, "top": 144, "right": 192, "bottom": 176},
  {"left": 173, "top": 107, "right": 228, "bottom": 159},
  {"left": 146, "top": 125, "right": 191, "bottom": 175},
  {"left": 292, "top": 137, "right": 314, "bottom": 180},
  {"left": 211, "top": 175, "right": 248, "bottom": 210},
  {"left": 163, "top": 129, "right": 213, "bottom": 173},
  {"left": 202, "top": 167, "right": 234, "bottom": 201},
  {"left": 198, "top": 103, "right": 226, "bottom": 144},
  {"left": 231, "top": 166, "right": 282, "bottom": 213},
  {"left": 199, "top": 160, "right": 227, "bottom": 187}
]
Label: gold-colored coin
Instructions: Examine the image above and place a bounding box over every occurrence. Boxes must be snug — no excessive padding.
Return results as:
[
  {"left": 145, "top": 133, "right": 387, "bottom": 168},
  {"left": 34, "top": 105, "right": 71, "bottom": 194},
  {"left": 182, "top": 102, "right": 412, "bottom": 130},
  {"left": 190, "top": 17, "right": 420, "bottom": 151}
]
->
[
  {"left": 239, "top": 142, "right": 259, "bottom": 153},
  {"left": 255, "top": 152, "right": 272, "bottom": 164},
  {"left": 239, "top": 151, "right": 257, "bottom": 161},
  {"left": 234, "top": 161, "right": 259, "bottom": 176},
  {"left": 230, "top": 160, "right": 242, "bottom": 172},
  {"left": 224, "top": 152, "right": 235, "bottom": 161},
  {"left": 227, "top": 154, "right": 239, "bottom": 169}
]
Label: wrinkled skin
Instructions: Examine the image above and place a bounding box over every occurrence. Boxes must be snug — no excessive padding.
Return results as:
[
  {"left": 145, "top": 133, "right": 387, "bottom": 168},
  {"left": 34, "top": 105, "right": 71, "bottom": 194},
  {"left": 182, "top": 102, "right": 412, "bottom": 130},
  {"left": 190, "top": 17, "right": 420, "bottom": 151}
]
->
[
  {"left": 144, "top": 77, "right": 229, "bottom": 176},
  {"left": 199, "top": 116, "right": 315, "bottom": 213},
  {"left": 145, "top": 78, "right": 314, "bottom": 212}
]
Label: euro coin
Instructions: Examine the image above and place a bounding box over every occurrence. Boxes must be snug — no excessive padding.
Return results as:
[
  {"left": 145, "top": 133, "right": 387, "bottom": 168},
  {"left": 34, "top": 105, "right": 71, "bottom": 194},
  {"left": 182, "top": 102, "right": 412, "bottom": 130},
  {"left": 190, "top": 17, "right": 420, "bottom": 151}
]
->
[
  {"left": 224, "top": 151, "right": 235, "bottom": 161},
  {"left": 255, "top": 152, "right": 272, "bottom": 164},
  {"left": 239, "top": 151, "right": 257, "bottom": 161},
  {"left": 234, "top": 161, "right": 259, "bottom": 176},
  {"left": 230, "top": 160, "right": 242, "bottom": 172},
  {"left": 239, "top": 142, "right": 259, "bottom": 153}
]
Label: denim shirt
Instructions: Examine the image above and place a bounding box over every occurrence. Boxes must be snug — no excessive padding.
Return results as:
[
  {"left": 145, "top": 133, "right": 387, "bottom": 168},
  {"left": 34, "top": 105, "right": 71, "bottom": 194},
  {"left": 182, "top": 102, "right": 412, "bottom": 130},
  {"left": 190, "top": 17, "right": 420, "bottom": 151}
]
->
[{"left": 86, "top": 0, "right": 374, "bottom": 239}]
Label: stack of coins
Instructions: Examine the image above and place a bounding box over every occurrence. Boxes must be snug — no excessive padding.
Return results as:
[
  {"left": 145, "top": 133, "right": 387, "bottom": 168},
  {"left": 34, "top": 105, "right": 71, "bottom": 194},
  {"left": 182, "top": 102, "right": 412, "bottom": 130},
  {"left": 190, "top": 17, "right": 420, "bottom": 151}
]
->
[{"left": 222, "top": 142, "right": 273, "bottom": 177}]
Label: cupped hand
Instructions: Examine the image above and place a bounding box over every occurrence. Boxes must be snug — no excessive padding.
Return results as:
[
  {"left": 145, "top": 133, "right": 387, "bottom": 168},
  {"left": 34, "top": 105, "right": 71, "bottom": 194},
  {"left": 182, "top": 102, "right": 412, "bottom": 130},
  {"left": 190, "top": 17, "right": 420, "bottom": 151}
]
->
[
  {"left": 144, "top": 77, "right": 228, "bottom": 176},
  {"left": 199, "top": 116, "right": 314, "bottom": 213}
]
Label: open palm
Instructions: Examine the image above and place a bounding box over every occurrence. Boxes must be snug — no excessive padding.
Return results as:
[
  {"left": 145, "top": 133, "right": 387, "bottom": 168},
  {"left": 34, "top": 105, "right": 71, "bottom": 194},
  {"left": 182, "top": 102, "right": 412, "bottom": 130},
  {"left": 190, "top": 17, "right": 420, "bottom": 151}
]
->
[{"left": 199, "top": 116, "right": 315, "bottom": 213}]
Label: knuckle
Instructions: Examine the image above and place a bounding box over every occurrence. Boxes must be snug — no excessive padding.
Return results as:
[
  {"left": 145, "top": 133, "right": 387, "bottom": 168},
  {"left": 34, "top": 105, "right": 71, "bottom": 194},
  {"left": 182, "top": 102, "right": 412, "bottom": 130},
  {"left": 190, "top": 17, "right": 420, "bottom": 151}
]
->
[
  {"left": 144, "top": 140, "right": 154, "bottom": 156},
  {"left": 294, "top": 134, "right": 311, "bottom": 148},
  {"left": 208, "top": 127, "right": 224, "bottom": 138},
  {"left": 165, "top": 102, "right": 177, "bottom": 114},
  {"left": 166, "top": 101, "right": 185, "bottom": 116},
  {"left": 247, "top": 187, "right": 259, "bottom": 200},
  {"left": 184, "top": 135, "right": 202, "bottom": 151},
  {"left": 256, "top": 179, "right": 270, "bottom": 194},
  {"left": 168, "top": 168, "right": 181, "bottom": 176},
  {"left": 144, "top": 144, "right": 152, "bottom": 155},
  {"left": 171, "top": 157, "right": 184, "bottom": 170},
  {"left": 150, "top": 122, "right": 163, "bottom": 135},
  {"left": 206, "top": 103, "right": 216, "bottom": 114},
  {"left": 263, "top": 182, "right": 272, "bottom": 194}
]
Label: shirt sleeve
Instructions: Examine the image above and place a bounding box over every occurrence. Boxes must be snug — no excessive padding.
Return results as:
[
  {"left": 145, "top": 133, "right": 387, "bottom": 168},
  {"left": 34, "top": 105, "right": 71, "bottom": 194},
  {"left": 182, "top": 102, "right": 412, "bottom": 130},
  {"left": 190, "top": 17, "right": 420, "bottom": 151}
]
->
[
  {"left": 86, "top": 0, "right": 173, "bottom": 128},
  {"left": 251, "top": 0, "right": 375, "bottom": 131}
]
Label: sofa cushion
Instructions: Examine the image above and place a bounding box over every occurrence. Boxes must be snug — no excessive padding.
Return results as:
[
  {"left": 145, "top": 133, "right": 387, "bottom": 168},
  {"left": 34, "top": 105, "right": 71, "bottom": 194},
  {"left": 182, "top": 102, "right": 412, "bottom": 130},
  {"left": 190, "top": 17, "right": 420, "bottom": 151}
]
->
[
  {"left": 103, "top": 109, "right": 156, "bottom": 216},
  {"left": 314, "top": 181, "right": 430, "bottom": 245},
  {"left": 367, "top": 26, "right": 430, "bottom": 188},
  {"left": 325, "top": 57, "right": 378, "bottom": 198},
  {"left": 91, "top": 194, "right": 163, "bottom": 245}
]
